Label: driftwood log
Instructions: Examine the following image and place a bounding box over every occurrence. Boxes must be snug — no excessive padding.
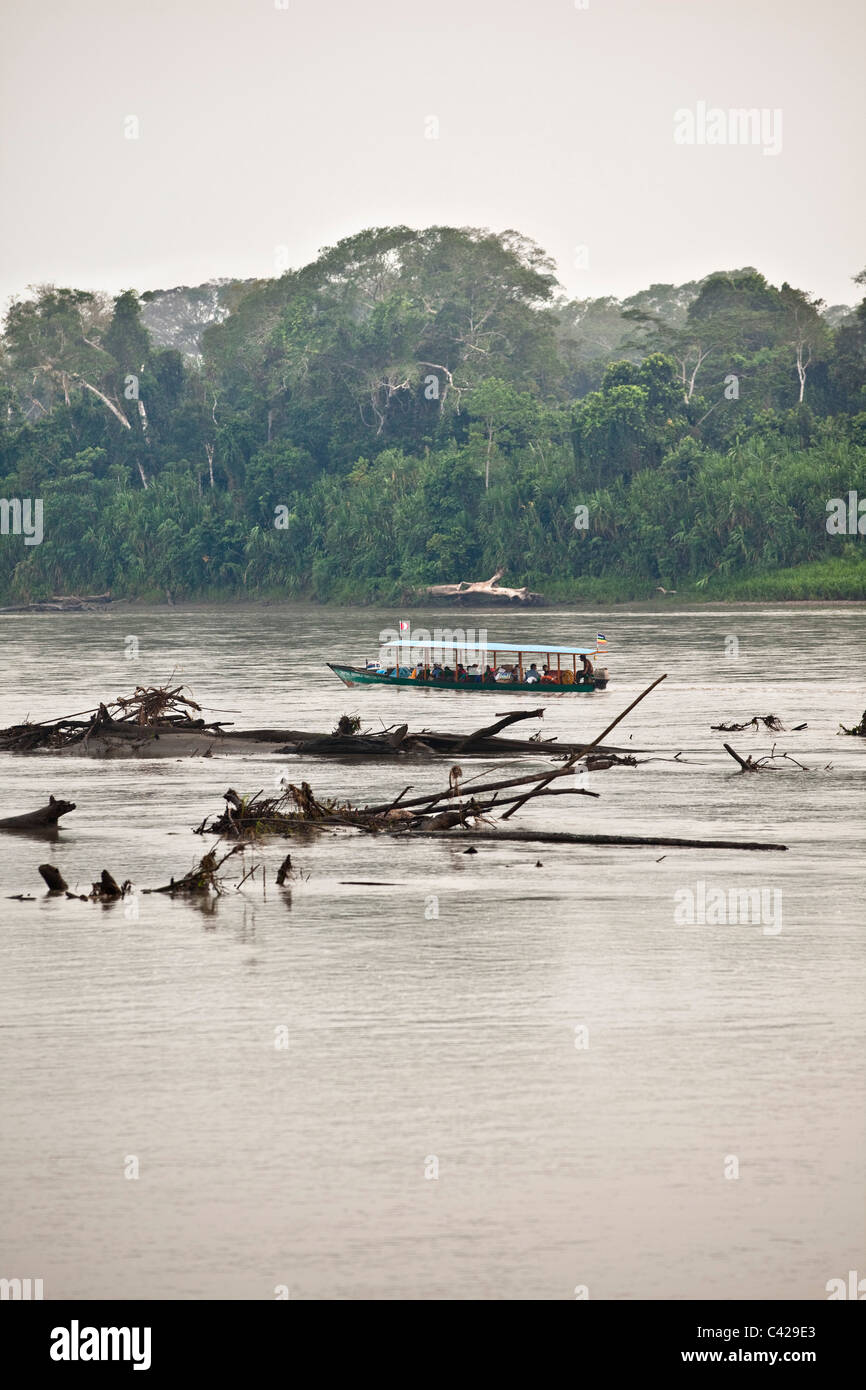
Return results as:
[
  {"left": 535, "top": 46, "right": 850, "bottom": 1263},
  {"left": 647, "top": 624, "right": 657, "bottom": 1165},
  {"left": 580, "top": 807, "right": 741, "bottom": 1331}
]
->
[
  {"left": 0, "top": 592, "right": 112, "bottom": 614},
  {"left": 402, "top": 828, "right": 788, "bottom": 851},
  {"left": 422, "top": 568, "right": 545, "bottom": 604},
  {"left": 0, "top": 796, "right": 76, "bottom": 830},
  {"left": 277, "top": 707, "right": 639, "bottom": 760}
]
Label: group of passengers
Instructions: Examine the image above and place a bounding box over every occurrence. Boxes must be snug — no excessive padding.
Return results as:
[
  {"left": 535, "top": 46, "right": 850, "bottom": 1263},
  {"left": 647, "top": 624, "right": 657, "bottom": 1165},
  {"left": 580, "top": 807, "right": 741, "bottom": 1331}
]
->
[{"left": 375, "top": 655, "right": 593, "bottom": 684}]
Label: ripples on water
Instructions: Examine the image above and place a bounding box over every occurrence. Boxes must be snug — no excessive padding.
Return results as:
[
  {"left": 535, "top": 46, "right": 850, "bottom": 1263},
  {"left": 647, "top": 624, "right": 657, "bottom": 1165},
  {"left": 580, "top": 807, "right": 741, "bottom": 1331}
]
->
[{"left": 0, "top": 603, "right": 863, "bottom": 1299}]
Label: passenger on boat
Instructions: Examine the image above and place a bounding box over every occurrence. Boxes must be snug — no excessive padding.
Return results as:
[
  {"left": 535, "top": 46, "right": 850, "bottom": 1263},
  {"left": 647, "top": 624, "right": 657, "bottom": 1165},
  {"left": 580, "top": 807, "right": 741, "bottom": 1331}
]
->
[
  {"left": 431, "top": 663, "right": 443, "bottom": 679},
  {"left": 541, "top": 665, "right": 560, "bottom": 684},
  {"left": 509, "top": 667, "right": 520, "bottom": 682},
  {"left": 456, "top": 663, "right": 467, "bottom": 681},
  {"left": 525, "top": 663, "right": 541, "bottom": 684},
  {"left": 441, "top": 665, "right": 454, "bottom": 681},
  {"left": 483, "top": 666, "right": 496, "bottom": 683},
  {"left": 580, "top": 655, "right": 594, "bottom": 679}
]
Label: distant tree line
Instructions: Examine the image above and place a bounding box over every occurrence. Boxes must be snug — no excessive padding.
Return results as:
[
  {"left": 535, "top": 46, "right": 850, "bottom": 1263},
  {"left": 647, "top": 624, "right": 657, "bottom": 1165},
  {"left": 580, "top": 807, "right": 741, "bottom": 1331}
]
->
[{"left": 1, "top": 226, "right": 864, "bottom": 601}]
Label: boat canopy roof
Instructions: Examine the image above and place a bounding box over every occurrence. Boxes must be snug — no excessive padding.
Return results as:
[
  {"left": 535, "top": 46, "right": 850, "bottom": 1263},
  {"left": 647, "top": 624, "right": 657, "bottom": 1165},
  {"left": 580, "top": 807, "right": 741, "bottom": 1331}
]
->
[{"left": 381, "top": 639, "right": 600, "bottom": 657}]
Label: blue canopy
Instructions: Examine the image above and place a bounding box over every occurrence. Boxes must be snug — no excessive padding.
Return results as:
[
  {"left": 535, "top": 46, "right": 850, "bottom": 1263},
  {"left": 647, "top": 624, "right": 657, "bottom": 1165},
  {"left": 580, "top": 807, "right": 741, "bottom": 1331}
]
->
[{"left": 380, "top": 639, "right": 600, "bottom": 656}]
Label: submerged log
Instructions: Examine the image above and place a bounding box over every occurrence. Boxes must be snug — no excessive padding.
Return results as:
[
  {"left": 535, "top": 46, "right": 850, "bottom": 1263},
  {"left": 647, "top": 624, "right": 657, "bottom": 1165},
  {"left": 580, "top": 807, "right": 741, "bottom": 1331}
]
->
[
  {"left": 402, "top": 828, "right": 788, "bottom": 851},
  {"left": 0, "top": 796, "right": 76, "bottom": 830},
  {"left": 723, "top": 742, "right": 809, "bottom": 773},
  {"left": 277, "top": 716, "right": 638, "bottom": 760},
  {"left": 723, "top": 743, "right": 759, "bottom": 771}
]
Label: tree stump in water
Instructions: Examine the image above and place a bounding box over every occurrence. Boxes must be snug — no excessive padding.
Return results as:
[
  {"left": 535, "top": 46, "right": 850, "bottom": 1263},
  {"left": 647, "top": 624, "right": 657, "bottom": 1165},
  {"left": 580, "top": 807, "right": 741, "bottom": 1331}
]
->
[{"left": 38, "top": 864, "right": 68, "bottom": 891}]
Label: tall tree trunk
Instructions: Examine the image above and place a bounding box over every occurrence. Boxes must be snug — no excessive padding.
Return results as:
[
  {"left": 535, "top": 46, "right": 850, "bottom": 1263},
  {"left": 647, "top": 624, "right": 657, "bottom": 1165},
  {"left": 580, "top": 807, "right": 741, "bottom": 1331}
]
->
[
  {"left": 79, "top": 379, "right": 148, "bottom": 488},
  {"left": 80, "top": 380, "right": 131, "bottom": 429},
  {"left": 796, "top": 343, "right": 811, "bottom": 403}
]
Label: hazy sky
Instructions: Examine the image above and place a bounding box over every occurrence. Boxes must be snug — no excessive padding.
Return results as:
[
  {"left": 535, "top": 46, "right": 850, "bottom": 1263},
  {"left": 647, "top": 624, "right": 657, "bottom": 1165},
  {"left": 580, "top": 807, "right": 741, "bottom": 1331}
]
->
[{"left": 1, "top": 0, "right": 863, "bottom": 313}]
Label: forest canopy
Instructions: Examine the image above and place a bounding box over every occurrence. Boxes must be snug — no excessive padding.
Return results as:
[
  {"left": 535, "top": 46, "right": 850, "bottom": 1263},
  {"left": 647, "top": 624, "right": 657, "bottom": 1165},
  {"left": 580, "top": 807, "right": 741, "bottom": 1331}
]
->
[{"left": 1, "top": 226, "right": 864, "bottom": 603}]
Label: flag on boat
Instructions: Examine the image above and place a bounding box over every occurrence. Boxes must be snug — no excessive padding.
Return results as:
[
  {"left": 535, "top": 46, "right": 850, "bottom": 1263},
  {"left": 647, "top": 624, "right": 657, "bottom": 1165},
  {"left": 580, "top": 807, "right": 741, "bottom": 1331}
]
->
[
  {"left": 399, "top": 619, "right": 410, "bottom": 634},
  {"left": 597, "top": 632, "right": 607, "bottom": 645}
]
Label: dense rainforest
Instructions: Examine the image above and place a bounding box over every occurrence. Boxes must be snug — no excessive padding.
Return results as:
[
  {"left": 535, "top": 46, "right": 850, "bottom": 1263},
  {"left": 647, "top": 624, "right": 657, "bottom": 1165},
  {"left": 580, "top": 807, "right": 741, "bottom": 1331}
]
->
[{"left": 1, "top": 225, "right": 864, "bottom": 604}]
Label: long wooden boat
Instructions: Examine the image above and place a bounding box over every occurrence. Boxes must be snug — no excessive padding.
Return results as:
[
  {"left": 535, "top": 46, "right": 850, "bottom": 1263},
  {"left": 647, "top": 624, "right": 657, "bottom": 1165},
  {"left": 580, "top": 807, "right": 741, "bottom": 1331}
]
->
[{"left": 329, "top": 638, "right": 610, "bottom": 694}]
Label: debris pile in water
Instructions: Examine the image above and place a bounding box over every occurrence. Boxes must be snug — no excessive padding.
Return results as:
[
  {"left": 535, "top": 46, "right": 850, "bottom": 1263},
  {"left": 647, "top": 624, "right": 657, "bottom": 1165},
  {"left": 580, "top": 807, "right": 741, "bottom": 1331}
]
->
[
  {"left": 0, "top": 684, "right": 225, "bottom": 753},
  {"left": 711, "top": 714, "right": 801, "bottom": 733}
]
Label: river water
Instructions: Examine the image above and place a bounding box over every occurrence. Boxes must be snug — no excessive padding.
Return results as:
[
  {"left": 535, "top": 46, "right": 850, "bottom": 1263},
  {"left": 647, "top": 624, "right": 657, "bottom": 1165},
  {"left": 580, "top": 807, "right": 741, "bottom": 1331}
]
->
[{"left": 0, "top": 602, "right": 863, "bottom": 1301}]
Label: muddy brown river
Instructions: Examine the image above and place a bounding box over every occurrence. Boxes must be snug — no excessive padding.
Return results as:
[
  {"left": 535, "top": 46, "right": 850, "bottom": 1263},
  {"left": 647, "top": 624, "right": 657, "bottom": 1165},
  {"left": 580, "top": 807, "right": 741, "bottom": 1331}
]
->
[{"left": 0, "top": 602, "right": 863, "bottom": 1299}]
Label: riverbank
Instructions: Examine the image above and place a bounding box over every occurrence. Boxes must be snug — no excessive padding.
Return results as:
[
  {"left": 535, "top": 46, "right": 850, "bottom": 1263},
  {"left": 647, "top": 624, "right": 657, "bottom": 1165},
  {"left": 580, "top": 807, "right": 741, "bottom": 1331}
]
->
[{"left": 3, "top": 555, "right": 865, "bottom": 611}]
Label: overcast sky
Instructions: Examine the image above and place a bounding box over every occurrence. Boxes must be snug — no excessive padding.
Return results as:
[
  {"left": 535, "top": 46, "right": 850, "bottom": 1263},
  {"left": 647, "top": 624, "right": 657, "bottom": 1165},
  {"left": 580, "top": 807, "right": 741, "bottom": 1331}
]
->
[{"left": 1, "top": 0, "right": 863, "bottom": 313}]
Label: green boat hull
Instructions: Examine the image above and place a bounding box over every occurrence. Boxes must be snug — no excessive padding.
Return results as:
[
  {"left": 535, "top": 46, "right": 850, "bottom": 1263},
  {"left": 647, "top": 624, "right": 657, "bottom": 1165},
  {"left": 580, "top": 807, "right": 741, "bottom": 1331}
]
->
[{"left": 328, "top": 663, "right": 605, "bottom": 694}]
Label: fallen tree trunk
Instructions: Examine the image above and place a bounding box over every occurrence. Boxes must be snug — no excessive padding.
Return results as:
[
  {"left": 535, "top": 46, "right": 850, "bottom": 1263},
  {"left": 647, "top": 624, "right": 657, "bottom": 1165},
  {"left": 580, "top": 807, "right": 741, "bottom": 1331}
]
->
[
  {"left": 425, "top": 568, "right": 529, "bottom": 600},
  {"left": 402, "top": 828, "right": 788, "bottom": 851},
  {"left": 0, "top": 796, "right": 76, "bottom": 830},
  {"left": 276, "top": 729, "right": 636, "bottom": 758},
  {"left": 421, "top": 568, "right": 546, "bottom": 604}
]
